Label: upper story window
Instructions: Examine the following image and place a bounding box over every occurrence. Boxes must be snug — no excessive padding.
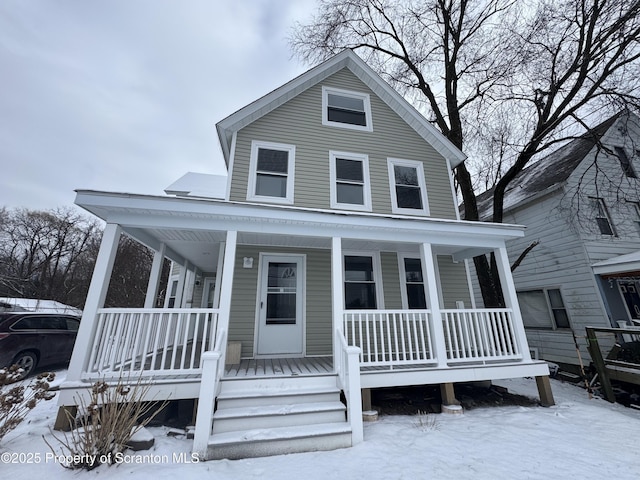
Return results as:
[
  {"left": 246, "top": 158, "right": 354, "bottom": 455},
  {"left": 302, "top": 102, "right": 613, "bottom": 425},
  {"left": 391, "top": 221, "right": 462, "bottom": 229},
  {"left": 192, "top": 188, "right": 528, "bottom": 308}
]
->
[
  {"left": 322, "top": 86, "right": 373, "bottom": 132},
  {"left": 387, "top": 158, "right": 429, "bottom": 215},
  {"left": 517, "top": 288, "right": 570, "bottom": 329},
  {"left": 615, "top": 147, "right": 637, "bottom": 178},
  {"left": 330, "top": 151, "right": 372, "bottom": 212},
  {"left": 247, "top": 140, "right": 295, "bottom": 204},
  {"left": 589, "top": 197, "right": 616, "bottom": 236}
]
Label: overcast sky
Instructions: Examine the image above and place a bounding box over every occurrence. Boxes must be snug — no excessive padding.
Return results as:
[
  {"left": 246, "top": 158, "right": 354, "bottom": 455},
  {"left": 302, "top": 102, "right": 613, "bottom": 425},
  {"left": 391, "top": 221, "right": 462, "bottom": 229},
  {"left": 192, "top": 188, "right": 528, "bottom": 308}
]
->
[{"left": 0, "top": 0, "right": 316, "bottom": 211}]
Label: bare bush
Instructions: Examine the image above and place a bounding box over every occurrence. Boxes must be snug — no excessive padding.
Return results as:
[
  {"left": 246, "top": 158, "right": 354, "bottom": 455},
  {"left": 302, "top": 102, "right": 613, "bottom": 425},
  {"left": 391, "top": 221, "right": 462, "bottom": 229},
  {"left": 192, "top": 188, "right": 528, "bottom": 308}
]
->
[
  {"left": 45, "top": 375, "right": 167, "bottom": 470},
  {"left": 0, "top": 367, "right": 55, "bottom": 442}
]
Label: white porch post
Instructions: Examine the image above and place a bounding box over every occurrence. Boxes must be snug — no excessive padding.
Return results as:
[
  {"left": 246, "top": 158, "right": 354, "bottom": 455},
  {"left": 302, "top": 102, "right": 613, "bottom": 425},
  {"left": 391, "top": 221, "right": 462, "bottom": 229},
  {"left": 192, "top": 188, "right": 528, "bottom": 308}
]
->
[
  {"left": 494, "top": 246, "right": 532, "bottom": 361},
  {"left": 217, "top": 231, "right": 237, "bottom": 342},
  {"left": 331, "top": 237, "right": 344, "bottom": 369},
  {"left": 66, "top": 223, "right": 121, "bottom": 381},
  {"left": 420, "top": 242, "right": 449, "bottom": 368},
  {"left": 174, "top": 261, "right": 189, "bottom": 308},
  {"left": 144, "top": 243, "right": 166, "bottom": 308}
]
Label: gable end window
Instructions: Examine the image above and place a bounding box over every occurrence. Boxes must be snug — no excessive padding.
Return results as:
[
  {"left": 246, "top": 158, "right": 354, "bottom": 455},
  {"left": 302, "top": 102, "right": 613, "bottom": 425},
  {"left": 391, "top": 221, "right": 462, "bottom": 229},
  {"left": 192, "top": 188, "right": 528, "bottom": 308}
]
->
[
  {"left": 387, "top": 158, "right": 430, "bottom": 215},
  {"left": 615, "top": 147, "right": 637, "bottom": 178},
  {"left": 589, "top": 197, "right": 616, "bottom": 236},
  {"left": 517, "top": 288, "right": 570, "bottom": 330},
  {"left": 322, "top": 86, "right": 373, "bottom": 132},
  {"left": 248, "top": 141, "right": 295, "bottom": 204},
  {"left": 330, "top": 151, "right": 372, "bottom": 211}
]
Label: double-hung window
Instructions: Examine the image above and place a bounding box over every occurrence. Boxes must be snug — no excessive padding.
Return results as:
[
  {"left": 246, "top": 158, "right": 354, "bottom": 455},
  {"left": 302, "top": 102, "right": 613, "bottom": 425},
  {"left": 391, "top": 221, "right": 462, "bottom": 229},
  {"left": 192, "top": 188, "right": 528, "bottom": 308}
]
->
[
  {"left": 615, "top": 147, "right": 637, "bottom": 178},
  {"left": 400, "top": 256, "right": 427, "bottom": 309},
  {"left": 330, "top": 151, "right": 371, "bottom": 211},
  {"left": 247, "top": 141, "right": 295, "bottom": 204},
  {"left": 344, "top": 254, "right": 380, "bottom": 309},
  {"left": 517, "top": 288, "right": 570, "bottom": 329},
  {"left": 388, "top": 158, "right": 429, "bottom": 215},
  {"left": 322, "top": 86, "right": 373, "bottom": 131},
  {"left": 589, "top": 197, "right": 616, "bottom": 236}
]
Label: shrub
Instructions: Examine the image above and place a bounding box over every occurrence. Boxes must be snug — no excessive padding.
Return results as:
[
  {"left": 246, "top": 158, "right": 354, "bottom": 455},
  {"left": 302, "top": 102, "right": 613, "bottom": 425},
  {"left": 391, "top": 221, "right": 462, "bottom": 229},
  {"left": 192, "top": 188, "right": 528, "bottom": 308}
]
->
[
  {"left": 0, "top": 366, "right": 55, "bottom": 442},
  {"left": 46, "top": 375, "right": 167, "bottom": 470}
]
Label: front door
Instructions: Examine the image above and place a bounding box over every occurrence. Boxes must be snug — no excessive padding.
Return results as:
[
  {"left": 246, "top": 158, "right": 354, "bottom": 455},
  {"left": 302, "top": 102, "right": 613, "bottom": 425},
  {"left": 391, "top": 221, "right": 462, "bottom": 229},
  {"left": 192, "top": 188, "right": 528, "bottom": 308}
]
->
[{"left": 256, "top": 254, "right": 305, "bottom": 356}]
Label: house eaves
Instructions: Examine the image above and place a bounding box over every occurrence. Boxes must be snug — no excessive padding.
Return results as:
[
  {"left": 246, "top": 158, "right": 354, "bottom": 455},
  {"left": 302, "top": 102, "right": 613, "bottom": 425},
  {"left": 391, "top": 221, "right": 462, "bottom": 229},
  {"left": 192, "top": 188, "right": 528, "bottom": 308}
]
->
[{"left": 216, "top": 49, "right": 466, "bottom": 168}]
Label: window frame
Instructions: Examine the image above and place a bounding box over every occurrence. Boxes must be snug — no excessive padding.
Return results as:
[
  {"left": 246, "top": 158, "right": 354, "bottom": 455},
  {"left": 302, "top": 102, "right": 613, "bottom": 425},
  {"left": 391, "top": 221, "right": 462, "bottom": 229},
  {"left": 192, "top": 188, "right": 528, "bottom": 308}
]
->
[
  {"left": 589, "top": 197, "right": 616, "bottom": 236},
  {"left": 517, "top": 287, "right": 571, "bottom": 330},
  {"left": 247, "top": 140, "right": 296, "bottom": 204},
  {"left": 322, "top": 86, "right": 373, "bottom": 132},
  {"left": 615, "top": 146, "right": 637, "bottom": 178},
  {"left": 398, "top": 254, "right": 428, "bottom": 310},
  {"left": 329, "top": 151, "right": 372, "bottom": 212},
  {"left": 387, "top": 158, "right": 430, "bottom": 215},
  {"left": 343, "top": 252, "right": 384, "bottom": 310},
  {"left": 633, "top": 202, "right": 640, "bottom": 235}
]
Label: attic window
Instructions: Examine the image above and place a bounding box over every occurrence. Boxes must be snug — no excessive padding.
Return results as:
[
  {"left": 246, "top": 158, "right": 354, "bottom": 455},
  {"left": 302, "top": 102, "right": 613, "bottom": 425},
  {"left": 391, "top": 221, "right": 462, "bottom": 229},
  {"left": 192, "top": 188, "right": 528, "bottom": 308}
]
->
[
  {"left": 322, "top": 86, "right": 372, "bottom": 132},
  {"left": 615, "top": 147, "right": 637, "bottom": 178},
  {"left": 589, "top": 197, "right": 616, "bottom": 236}
]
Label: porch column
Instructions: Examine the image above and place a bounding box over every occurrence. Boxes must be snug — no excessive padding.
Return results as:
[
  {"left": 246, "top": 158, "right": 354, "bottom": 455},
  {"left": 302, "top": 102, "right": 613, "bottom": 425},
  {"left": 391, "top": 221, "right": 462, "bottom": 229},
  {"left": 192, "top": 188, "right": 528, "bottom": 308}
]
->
[
  {"left": 494, "top": 246, "right": 532, "bottom": 362},
  {"left": 217, "top": 231, "right": 237, "bottom": 342},
  {"left": 144, "top": 243, "right": 166, "bottom": 308},
  {"left": 66, "top": 223, "right": 121, "bottom": 381},
  {"left": 420, "top": 242, "right": 449, "bottom": 368},
  {"left": 331, "top": 237, "right": 344, "bottom": 369},
  {"left": 174, "top": 260, "right": 189, "bottom": 308}
]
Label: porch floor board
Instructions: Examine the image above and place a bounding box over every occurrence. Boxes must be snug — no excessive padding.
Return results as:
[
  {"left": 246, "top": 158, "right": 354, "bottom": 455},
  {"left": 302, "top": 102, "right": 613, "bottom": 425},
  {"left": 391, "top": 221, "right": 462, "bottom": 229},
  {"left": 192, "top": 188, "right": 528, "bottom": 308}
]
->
[{"left": 224, "top": 357, "right": 333, "bottom": 378}]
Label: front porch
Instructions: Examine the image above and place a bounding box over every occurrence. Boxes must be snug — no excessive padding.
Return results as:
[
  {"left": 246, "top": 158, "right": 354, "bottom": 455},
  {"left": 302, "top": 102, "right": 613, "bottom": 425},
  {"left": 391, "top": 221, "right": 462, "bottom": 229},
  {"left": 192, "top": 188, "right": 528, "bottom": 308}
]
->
[{"left": 59, "top": 191, "right": 554, "bottom": 459}]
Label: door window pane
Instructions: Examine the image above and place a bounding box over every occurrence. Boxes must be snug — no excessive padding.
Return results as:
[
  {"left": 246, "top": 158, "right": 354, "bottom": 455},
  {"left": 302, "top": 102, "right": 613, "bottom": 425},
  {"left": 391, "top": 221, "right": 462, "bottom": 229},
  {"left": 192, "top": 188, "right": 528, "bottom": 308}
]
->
[{"left": 266, "top": 262, "right": 297, "bottom": 325}]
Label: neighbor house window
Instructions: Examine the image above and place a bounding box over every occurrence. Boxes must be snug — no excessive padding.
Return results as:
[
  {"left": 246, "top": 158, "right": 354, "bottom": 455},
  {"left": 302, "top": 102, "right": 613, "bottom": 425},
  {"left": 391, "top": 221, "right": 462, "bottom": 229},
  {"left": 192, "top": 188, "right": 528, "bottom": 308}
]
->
[
  {"left": 633, "top": 202, "right": 640, "bottom": 234},
  {"left": 388, "top": 158, "right": 429, "bottom": 215},
  {"left": 344, "top": 255, "right": 380, "bottom": 309},
  {"left": 247, "top": 140, "right": 295, "bottom": 204},
  {"left": 517, "top": 288, "right": 570, "bottom": 329},
  {"left": 589, "top": 197, "right": 616, "bottom": 236},
  {"left": 615, "top": 147, "right": 637, "bottom": 178},
  {"left": 400, "top": 257, "right": 427, "bottom": 309},
  {"left": 322, "top": 86, "right": 373, "bottom": 131},
  {"left": 330, "top": 151, "right": 372, "bottom": 211}
]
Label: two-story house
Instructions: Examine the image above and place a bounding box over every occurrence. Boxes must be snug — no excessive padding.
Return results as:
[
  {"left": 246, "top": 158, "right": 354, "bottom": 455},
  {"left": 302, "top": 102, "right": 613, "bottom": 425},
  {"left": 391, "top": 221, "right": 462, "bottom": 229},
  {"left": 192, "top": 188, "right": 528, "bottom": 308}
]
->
[
  {"left": 58, "top": 49, "right": 552, "bottom": 460},
  {"left": 474, "top": 112, "right": 640, "bottom": 372}
]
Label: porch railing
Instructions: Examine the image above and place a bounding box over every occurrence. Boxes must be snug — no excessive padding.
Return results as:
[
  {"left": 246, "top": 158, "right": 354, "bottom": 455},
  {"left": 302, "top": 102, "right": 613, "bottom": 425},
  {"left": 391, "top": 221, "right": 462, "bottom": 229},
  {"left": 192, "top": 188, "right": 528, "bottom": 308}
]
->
[
  {"left": 442, "top": 309, "right": 522, "bottom": 363},
  {"left": 84, "top": 308, "right": 219, "bottom": 377},
  {"left": 343, "top": 310, "right": 435, "bottom": 367},
  {"left": 336, "top": 329, "right": 363, "bottom": 444}
]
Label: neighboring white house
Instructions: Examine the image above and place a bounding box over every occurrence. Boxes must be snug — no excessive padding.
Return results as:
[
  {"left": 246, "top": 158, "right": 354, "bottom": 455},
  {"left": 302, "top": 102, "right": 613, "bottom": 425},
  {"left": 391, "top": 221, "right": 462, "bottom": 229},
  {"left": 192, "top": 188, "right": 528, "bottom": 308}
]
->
[
  {"left": 0, "top": 297, "right": 82, "bottom": 315},
  {"left": 58, "top": 49, "right": 552, "bottom": 460},
  {"left": 474, "top": 112, "right": 640, "bottom": 370}
]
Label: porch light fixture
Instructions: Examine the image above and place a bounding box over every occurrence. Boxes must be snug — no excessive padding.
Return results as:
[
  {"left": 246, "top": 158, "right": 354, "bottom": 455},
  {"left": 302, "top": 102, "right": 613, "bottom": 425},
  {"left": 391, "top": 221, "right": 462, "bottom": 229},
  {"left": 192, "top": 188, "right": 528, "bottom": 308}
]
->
[{"left": 243, "top": 257, "right": 254, "bottom": 268}]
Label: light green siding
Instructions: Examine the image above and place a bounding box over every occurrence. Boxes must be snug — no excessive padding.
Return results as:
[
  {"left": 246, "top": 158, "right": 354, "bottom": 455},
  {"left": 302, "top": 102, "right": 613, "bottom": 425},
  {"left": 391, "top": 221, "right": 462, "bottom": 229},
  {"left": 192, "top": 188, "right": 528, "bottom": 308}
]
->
[
  {"left": 228, "top": 245, "right": 332, "bottom": 358},
  {"left": 380, "top": 252, "right": 402, "bottom": 309},
  {"left": 437, "top": 256, "right": 472, "bottom": 308},
  {"left": 230, "top": 68, "right": 457, "bottom": 219}
]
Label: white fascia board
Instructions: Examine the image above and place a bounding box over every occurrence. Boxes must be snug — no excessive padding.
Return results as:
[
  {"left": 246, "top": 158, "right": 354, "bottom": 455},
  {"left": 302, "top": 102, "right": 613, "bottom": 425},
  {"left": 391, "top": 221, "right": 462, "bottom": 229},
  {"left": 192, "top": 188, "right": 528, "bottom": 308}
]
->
[
  {"left": 215, "top": 49, "right": 465, "bottom": 168},
  {"left": 75, "top": 190, "right": 524, "bottom": 250},
  {"left": 592, "top": 250, "right": 640, "bottom": 275}
]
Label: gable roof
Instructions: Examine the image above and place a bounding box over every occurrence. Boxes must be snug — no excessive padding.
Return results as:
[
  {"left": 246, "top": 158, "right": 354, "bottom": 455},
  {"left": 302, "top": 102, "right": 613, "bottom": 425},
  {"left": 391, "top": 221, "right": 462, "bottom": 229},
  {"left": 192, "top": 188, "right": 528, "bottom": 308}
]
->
[
  {"left": 474, "top": 114, "right": 620, "bottom": 219},
  {"left": 216, "top": 49, "right": 466, "bottom": 168}
]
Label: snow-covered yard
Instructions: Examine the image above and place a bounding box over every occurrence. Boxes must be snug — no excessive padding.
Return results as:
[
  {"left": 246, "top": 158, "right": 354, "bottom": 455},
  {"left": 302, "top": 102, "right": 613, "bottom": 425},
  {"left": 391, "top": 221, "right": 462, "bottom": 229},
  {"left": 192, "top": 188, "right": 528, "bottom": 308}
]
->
[{"left": 2, "top": 372, "right": 639, "bottom": 479}]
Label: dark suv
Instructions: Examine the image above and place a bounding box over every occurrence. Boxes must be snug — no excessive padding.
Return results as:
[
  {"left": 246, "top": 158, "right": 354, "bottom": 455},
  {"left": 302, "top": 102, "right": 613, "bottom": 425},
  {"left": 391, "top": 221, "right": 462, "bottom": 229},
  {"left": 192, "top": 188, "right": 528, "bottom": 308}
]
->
[{"left": 0, "top": 312, "right": 80, "bottom": 378}]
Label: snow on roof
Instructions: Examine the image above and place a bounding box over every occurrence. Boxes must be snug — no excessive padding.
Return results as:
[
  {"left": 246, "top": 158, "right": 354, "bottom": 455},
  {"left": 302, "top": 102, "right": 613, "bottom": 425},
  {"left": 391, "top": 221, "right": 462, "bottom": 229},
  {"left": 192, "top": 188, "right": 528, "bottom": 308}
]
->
[
  {"left": 474, "top": 114, "right": 619, "bottom": 219},
  {"left": 592, "top": 250, "right": 640, "bottom": 275},
  {"left": 164, "top": 172, "right": 228, "bottom": 199},
  {"left": 0, "top": 297, "right": 82, "bottom": 315}
]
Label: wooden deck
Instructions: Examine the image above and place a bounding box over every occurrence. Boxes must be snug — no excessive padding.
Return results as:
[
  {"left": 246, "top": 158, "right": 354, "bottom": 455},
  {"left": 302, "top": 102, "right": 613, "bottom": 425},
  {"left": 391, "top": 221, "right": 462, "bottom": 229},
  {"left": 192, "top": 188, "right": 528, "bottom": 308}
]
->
[{"left": 224, "top": 357, "right": 333, "bottom": 378}]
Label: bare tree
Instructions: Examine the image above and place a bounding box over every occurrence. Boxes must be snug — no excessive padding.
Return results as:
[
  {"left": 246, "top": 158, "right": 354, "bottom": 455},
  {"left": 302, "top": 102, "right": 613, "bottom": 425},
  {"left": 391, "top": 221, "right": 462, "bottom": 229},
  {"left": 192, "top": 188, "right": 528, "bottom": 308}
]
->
[{"left": 291, "top": 0, "right": 640, "bottom": 305}]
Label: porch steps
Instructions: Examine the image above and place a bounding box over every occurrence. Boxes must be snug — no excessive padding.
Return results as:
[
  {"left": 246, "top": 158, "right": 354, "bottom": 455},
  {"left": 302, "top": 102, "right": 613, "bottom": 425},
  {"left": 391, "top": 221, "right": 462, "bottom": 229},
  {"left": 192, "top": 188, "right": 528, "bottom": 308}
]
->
[{"left": 206, "top": 374, "right": 352, "bottom": 460}]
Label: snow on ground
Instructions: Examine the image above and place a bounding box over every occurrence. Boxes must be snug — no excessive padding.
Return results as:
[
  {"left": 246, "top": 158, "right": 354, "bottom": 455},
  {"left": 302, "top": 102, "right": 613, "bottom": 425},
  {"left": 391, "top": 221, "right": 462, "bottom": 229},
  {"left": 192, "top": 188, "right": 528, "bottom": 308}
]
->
[{"left": 2, "top": 371, "right": 640, "bottom": 480}]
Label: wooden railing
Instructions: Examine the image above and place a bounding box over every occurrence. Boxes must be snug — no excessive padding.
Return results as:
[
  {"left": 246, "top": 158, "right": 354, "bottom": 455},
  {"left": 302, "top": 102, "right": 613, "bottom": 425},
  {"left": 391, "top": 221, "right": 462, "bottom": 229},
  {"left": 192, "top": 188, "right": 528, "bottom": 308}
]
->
[
  {"left": 442, "top": 309, "right": 522, "bottom": 363},
  {"left": 84, "top": 308, "right": 219, "bottom": 377},
  {"left": 343, "top": 310, "right": 434, "bottom": 367}
]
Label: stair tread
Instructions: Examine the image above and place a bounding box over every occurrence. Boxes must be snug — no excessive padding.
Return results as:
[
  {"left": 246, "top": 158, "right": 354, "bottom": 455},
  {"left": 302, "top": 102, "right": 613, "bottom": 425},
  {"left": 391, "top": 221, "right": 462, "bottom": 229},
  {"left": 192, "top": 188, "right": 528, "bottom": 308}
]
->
[
  {"left": 214, "top": 401, "right": 346, "bottom": 419},
  {"left": 217, "top": 386, "right": 340, "bottom": 400},
  {"left": 209, "top": 422, "right": 351, "bottom": 445}
]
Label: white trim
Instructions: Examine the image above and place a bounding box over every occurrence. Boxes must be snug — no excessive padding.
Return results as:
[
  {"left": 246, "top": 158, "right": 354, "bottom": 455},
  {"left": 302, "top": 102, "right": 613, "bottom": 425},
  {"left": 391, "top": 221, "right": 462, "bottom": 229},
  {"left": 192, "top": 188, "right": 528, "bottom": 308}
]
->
[
  {"left": 201, "top": 276, "right": 216, "bottom": 308},
  {"left": 387, "top": 158, "right": 430, "bottom": 215},
  {"left": 464, "top": 259, "right": 477, "bottom": 309},
  {"left": 254, "top": 252, "right": 306, "bottom": 357},
  {"left": 247, "top": 140, "right": 296, "bottom": 205},
  {"left": 224, "top": 131, "right": 237, "bottom": 202},
  {"left": 329, "top": 151, "right": 372, "bottom": 212},
  {"left": 322, "top": 86, "right": 373, "bottom": 132},
  {"left": 446, "top": 158, "right": 461, "bottom": 221},
  {"left": 342, "top": 250, "right": 384, "bottom": 309}
]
